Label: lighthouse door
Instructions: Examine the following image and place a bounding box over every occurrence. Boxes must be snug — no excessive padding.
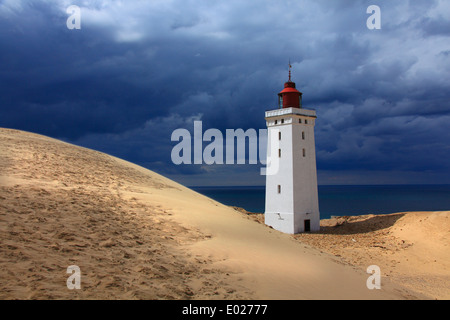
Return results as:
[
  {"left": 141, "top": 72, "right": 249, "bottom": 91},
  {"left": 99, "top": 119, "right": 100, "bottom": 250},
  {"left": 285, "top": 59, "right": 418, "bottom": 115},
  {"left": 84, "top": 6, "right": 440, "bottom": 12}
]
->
[{"left": 304, "top": 219, "right": 311, "bottom": 232}]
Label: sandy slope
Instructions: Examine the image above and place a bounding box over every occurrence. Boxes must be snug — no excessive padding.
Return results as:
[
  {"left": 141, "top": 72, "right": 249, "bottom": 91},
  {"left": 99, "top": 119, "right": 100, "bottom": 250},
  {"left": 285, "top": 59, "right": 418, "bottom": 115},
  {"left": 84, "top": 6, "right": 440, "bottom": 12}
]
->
[
  {"left": 238, "top": 210, "right": 450, "bottom": 299},
  {"left": 0, "top": 128, "right": 431, "bottom": 299}
]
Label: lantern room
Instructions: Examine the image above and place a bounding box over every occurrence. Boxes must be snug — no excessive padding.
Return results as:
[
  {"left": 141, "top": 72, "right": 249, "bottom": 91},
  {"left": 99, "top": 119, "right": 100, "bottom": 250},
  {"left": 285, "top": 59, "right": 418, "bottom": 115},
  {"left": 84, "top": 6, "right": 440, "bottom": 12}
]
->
[{"left": 278, "top": 66, "right": 302, "bottom": 109}]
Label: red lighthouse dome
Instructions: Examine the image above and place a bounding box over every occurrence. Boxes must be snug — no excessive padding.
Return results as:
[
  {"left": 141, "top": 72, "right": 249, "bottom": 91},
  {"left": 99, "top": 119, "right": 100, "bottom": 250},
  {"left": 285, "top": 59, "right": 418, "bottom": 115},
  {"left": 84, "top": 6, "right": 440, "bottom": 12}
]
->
[{"left": 278, "top": 65, "right": 302, "bottom": 109}]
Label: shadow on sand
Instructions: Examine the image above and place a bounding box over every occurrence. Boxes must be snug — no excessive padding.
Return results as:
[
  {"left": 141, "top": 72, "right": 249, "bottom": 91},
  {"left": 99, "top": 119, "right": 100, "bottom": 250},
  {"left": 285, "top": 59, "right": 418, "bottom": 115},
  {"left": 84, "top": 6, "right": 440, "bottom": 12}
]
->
[{"left": 317, "top": 213, "right": 405, "bottom": 235}]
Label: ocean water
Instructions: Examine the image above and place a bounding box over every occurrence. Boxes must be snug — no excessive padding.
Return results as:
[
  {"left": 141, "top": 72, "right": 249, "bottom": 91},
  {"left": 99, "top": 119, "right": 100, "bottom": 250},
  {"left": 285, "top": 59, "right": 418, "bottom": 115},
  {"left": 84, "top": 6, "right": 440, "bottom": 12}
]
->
[{"left": 191, "top": 185, "right": 450, "bottom": 220}]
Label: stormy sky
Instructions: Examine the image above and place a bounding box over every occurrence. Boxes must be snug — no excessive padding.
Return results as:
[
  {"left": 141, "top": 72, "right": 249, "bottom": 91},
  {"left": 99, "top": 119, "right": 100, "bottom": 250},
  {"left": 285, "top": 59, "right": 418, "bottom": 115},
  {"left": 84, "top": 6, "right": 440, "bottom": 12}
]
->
[{"left": 1, "top": 0, "right": 449, "bottom": 186}]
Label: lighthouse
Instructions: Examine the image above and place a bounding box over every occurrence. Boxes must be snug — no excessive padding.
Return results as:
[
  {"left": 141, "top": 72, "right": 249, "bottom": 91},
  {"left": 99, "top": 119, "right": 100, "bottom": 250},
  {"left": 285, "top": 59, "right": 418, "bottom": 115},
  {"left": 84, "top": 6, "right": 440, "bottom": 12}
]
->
[{"left": 264, "top": 66, "right": 320, "bottom": 234}]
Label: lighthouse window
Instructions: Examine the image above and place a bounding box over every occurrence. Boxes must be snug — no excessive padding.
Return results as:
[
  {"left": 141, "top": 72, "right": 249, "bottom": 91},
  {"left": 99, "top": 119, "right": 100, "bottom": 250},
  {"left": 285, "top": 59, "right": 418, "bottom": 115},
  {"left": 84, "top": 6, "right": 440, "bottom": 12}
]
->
[
  {"left": 281, "top": 119, "right": 284, "bottom": 124},
  {"left": 299, "top": 119, "right": 302, "bottom": 124},
  {"left": 303, "top": 148, "right": 306, "bottom": 157},
  {"left": 275, "top": 120, "right": 278, "bottom": 125},
  {"left": 279, "top": 149, "right": 281, "bottom": 158},
  {"left": 305, "top": 119, "right": 308, "bottom": 124},
  {"left": 279, "top": 132, "right": 281, "bottom": 140},
  {"left": 302, "top": 132, "right": 305, "bottom": 140},
  {"left": 278, "top": 185, "right": 281, "bottom": 194}
]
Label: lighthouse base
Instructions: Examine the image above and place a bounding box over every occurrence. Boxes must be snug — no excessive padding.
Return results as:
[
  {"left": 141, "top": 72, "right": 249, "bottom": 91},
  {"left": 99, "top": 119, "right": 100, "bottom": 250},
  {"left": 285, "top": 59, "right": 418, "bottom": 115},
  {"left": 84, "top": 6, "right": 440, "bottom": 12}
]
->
[{"left": 265, "top": 212, "right": 320, "bottom": 234}]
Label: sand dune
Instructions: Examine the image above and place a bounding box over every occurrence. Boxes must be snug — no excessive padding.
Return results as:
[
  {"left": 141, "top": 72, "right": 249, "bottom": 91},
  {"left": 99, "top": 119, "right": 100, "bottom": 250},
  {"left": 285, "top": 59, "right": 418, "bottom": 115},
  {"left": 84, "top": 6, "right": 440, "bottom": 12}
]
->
[
  {"left": 239, "top": 210, "right": 450, "bottom": 299},
  {"left": 0, "top": 128, "right": 442, "bottom": 299}
]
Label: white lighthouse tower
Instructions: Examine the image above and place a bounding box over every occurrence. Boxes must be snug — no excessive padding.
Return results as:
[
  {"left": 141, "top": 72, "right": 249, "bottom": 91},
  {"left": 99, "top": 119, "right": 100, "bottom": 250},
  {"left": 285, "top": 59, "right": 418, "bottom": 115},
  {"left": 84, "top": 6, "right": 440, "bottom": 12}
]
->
[{"left": 264, "top": 66, "right": 320, "bottom": 234}]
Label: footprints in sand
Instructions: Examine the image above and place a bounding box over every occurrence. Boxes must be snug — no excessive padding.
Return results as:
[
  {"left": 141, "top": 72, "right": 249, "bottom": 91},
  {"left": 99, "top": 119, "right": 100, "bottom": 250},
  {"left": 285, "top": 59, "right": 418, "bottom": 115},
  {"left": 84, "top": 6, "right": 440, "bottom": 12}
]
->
[
  {"left": 0, "top": 128, "right": 248, "bottom": 299},
  {"left": 0, "top": 182, "right": 232, "bottom": 299}
]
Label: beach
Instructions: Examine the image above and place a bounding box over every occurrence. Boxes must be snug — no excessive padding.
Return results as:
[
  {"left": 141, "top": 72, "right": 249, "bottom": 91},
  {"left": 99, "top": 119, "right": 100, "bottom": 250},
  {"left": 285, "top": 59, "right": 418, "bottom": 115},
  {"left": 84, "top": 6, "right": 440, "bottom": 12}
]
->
[{"left": 0, "top": 128, "right": 447, "bottom": 299}]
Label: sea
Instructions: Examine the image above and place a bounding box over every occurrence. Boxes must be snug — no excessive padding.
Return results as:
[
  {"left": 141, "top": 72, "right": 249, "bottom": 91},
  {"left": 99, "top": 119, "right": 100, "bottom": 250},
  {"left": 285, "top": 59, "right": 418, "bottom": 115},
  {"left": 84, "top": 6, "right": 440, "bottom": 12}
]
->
[{"left": 191, "top": 185, "right": 450, "bottom": 220}]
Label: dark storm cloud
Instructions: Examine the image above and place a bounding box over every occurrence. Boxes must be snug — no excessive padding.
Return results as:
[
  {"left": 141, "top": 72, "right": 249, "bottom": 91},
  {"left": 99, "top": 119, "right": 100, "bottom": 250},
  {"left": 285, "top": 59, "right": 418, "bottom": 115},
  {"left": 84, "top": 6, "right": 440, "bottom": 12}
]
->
[
  {"left": 0, "top": 0, "right": 449, "bottom": 185},
  {"left": 420, "top": 16, "right": 450, "bottom": 36}
]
